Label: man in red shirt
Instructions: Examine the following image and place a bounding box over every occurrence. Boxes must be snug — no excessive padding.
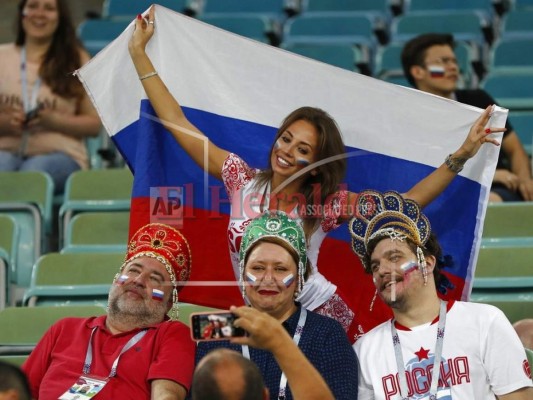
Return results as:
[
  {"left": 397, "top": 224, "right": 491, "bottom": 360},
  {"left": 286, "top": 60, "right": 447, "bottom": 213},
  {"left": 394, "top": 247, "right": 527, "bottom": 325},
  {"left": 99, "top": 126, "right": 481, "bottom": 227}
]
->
[{"left": 23, "top": 223, "right": 196, "bottom": 400}]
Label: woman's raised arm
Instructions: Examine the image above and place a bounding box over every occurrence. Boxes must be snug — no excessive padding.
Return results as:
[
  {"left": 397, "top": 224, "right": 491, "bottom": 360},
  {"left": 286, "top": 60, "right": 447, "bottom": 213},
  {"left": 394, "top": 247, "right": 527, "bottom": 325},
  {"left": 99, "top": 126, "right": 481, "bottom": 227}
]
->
[{"left": 128, "top": 7, "right": 229, "bottom": 179}]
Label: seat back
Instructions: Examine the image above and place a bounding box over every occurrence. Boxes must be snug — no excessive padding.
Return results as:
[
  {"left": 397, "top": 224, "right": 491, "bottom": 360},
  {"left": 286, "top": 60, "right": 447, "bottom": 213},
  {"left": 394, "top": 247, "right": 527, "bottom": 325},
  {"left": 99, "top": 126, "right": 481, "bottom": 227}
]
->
[
  {"left": 200, "top": 15, "right": 271, "bottom": 43},
  {"left": 481, "top": 72, "right": 533, "bottom": 110},
  {"left": 391, "top": 11, "right": 487, "bottom": 47},
  {"left": 23, "top": 252, "right": 122, "bottom": 306},
  {"left": 63, "top": 211, "right": 130, "bottom": 253},
  {"left": 284, "top": 43, "right": 361, "bottom": 72},
  {"left": 482, "top": 203, "right": 533, "bottom": 243},
  {"left": 470, "top": 292, "right": 533, "bottom": 323},
  {"left": 501, "top": 10, "right": 533, "bottom": 39},
  {"left": 0, "top": 172, "right": 54, "bottom": 293},
  {"left": 77, "top": 19, "right": 130, "bottom": 56},
  {"left": 490, "top": 38, "right": 533, "bottom": 73},
  {"left": 103, "top": 0, "right": 192, "bottom": 19},
  {"left": 0, "top": 305, "right": 106, "bottom": 349},
  {"left": 0, "top": 215, "right": 18, "bottom": 309},
  {"left": 508, "top": 110, "right": 533, "bottom": 156}
]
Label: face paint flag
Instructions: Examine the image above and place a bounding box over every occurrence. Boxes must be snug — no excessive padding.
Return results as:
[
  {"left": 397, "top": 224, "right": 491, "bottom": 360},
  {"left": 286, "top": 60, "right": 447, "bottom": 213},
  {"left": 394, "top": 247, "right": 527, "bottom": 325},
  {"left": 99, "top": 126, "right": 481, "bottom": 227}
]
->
[
  {"left": 282, "top": 273, "right": 295, "bottom": 288},
  {"left": 245, "top": 272, "right": 257, "bottom": 284},
  {"left": 76, "top": 5, "right": 506, "bottom": 334},
  {"left": 428, "top": 65, "right": 445, "bottom": 78},
  {"left": 400, "top": 262, "right": 419, "bottom": 275},
  {"left": 152, "top": 288, "right": 164, "bottom": 301},
  {"left": 116, "top": 275, "right": 128, "bottom": 285}
]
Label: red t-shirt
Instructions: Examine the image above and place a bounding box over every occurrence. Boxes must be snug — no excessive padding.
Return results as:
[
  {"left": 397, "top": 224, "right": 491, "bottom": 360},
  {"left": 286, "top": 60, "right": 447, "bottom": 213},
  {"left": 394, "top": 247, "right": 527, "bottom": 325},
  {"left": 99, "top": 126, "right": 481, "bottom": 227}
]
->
[{"left": 22, "top": 316, "right": 196, "bottom": 399}]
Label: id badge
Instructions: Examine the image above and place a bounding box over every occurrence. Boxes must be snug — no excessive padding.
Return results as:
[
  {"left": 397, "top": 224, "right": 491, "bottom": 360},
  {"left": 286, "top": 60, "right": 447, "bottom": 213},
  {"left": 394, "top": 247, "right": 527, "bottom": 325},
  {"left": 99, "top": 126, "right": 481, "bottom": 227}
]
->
[{"left": 59, "top": 375, "right": 108, "bottom": 399}]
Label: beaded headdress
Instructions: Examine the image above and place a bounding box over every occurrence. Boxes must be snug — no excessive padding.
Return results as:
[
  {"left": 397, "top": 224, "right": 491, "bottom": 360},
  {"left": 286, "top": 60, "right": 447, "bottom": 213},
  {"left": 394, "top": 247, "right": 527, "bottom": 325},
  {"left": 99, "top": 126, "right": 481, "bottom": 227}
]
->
[
  {"left": 118, "top": 223, "right": 192, "bottom": 320},
  {"left": 349, "top": 190, "right": 431, "bottom": 283},
  {"left": 239, "top": 210, "right": 307, "bottom": 298}
]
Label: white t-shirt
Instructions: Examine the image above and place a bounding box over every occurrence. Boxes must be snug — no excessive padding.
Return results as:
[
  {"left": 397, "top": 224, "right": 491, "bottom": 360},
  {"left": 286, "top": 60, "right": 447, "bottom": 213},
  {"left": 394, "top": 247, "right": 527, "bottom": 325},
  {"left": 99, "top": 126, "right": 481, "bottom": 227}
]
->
[{"left": 353, "top": 301, "right": 533, "bottom": 399}]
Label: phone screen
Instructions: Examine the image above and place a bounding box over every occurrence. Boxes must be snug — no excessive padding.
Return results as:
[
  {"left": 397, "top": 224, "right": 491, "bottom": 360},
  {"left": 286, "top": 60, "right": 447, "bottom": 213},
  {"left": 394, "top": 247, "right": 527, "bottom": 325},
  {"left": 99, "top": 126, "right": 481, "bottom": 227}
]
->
[{"left": 190, "top": 311, "right": 247, "bottom": 341}]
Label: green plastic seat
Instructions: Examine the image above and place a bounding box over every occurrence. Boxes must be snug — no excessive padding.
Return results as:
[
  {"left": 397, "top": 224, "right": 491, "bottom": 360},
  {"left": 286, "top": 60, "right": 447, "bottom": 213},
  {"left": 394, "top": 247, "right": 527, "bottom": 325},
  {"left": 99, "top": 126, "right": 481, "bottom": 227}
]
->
[
  {"left": 0, "top": 215, "right": 18, "bottom": 309},
  {"left": 23, "top": 252, "right": 124, "bottom": 306},
  {"left": 0, "top": 354, "right": 28, "bottom": 366},
  {"left": 0, "top": 305, "right": 106, "bottom": 354},
  {"left": 470, "top": 291, "right": 533, "bottom": 323},
  {"left": 474, "top": 245, "right": 533, "bottom": 289},
  {"left": 0, "top": 171, "right": 54, "bottom": 294},
  {"left": 59, "top": 168, "right": 132, "bottom": 247},
  {"left": 178, "top": 303, "right": 222, "bottom": 327},
  {"left": 481, "top": 203, "right": 533, "bottom": 246},
  {"left": 63, "top": 211, "right": 130, "bottom": 253}
]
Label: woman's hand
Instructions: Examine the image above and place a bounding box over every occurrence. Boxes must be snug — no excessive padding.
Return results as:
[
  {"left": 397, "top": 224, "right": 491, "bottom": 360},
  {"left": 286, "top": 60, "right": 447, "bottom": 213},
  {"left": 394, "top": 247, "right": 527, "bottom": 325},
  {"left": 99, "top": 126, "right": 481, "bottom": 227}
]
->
[
  {"left": 456, "top": 105, "right": 505, "bottom": 159},
  {"left": 229, "top": 305, "right": 289, "bottom": 352},
  {"left": 0, "top": 106, "right": 24, "bottom": 136},
  {"left": 128, "top": 6, "right": 155, "bottom": 58}
]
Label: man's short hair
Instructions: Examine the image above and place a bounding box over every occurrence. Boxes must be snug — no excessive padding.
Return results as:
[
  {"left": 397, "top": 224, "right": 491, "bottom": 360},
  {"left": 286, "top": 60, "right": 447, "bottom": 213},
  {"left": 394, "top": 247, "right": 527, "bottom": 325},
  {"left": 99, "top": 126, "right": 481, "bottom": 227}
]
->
[
  {"left": 192, "top": 349, "right": 265, "bottom": 400},
  {"left": 401, "top": 33, "right": 455, "bottom": 87},
  {"left": 0, "top": 360, "right": 31, "bottom": 400}
]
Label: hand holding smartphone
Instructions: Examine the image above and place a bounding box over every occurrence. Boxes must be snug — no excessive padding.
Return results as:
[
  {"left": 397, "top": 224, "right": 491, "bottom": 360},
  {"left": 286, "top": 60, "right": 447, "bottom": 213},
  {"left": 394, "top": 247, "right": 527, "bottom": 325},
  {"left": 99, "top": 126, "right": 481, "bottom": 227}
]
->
[{"left": 190, "top": 311, "right": 247, "bottom": 341}]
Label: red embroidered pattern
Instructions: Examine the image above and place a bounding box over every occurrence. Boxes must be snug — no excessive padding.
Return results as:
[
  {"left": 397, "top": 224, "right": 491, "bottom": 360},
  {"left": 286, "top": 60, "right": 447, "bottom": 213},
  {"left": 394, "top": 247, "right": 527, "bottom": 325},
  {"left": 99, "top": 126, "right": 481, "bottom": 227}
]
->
[
  {"left": 321, "top": 190, "right": 349, "bottom": 232},
  {"left": 221, "top": 153, "right": 256, "bottom": 200},
  {"left": 313, "top": 292, "right": 354, "bottom": 333}
]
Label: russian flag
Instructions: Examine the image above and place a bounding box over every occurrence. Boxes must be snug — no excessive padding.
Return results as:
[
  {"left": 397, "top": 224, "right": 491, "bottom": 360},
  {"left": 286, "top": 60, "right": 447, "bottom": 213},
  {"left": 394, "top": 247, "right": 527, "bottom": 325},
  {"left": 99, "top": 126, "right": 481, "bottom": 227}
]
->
[{"left": 76, "top": 6, "right": 506, "bottom": 333}]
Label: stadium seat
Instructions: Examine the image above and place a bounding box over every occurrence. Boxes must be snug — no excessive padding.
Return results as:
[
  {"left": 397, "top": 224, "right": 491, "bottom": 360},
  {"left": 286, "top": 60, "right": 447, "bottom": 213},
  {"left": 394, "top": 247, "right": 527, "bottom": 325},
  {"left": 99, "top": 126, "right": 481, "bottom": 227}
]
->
[
  {"left": 0, "top": 305, "right": 106, "bottom": 355},
  {"left": 178, "top": 303, "right": 222, "bottom": 326},
  {"left": 103, "top": 0, "right": 193, "bottom": 20},
  {"left": 62, "top": 211, "right": 130, "bottom": 253},
  {"left": 283, "top": 43, "right": 364, "bottom": 72},
  {"left": 23, "top": 252, "right": 123, "bottom": 307},
  {"left": 500, "top": 10, "right": 533, "bottom": 39},
  {"left": 283, "top": 14, "right": 377, "bottom": 60},
  {"left": 0, "top": 171, "right": 54, "bottom": 296},
  {"left": 200, "top": 15, "right": 272, "bottom": 43},
  {"left": 200, "top": 0, "right": 288, "bottom": 18},
  {"left": 470, "top": 292, "right": 533, "bottom": 323},
  {"left": 0, "top": 215, "right": 18, "bottom": 309},
  {"left": 481, "top": 72, "right": 533, "bottom": 111},
  {"left": 508, "top": 110, "right": 533, "bottom": 156},
  {"left": 59, "top": 168, "right": 132, "bottom": 245},
  {"left": 0, "top": 355, "right": 28, "bottom": 366},
  {"left": 390, "top": 11, "right": 488, "bottom": 49},
  {"left": 473, "top": 245, "right": 533, "bottom": 289},
  {"left": 489, "top": 38, "right": 533, "bottom": 74},
  {"left": 302, "top": 0, "right": 391, "bottom": 43},
  {"left": 77, "top": 19, "right": 130, "bottom": 56},
  {"left": 481, "top": 202, "right": 533, "bottom": 246},
  {"left": 404, "top": 0, "right": 495, "bottom": 21}
]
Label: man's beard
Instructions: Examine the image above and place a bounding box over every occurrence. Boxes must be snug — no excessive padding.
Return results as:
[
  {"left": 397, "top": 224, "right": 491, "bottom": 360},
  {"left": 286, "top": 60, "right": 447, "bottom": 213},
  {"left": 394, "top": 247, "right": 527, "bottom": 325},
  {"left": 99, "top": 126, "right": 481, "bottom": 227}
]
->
[{"left": 108, "top": 285, "right": 168, "bottom": 327}]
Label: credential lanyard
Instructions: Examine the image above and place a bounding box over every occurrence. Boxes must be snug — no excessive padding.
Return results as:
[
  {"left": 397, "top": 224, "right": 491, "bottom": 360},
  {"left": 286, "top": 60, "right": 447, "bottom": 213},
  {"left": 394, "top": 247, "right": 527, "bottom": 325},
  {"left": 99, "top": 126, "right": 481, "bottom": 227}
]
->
[
  {"left": 391, "top": 301, "right": 447, "bottom": 400},
  {"left": 20, "top": 46, "right": 41, "bottom": 114},
  {"left": 83, "top": 327, "right": 147, "bottom": 378},
  {"left": 242, "top": 308, "right": 307, "bottom": 400}
]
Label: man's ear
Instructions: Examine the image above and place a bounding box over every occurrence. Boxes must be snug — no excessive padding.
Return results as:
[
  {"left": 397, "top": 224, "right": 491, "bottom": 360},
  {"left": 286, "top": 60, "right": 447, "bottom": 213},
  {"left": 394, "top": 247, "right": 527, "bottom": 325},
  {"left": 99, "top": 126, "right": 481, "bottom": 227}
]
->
[
  {"left": 424, "top": 255, "right": 437, "bottom": 274},
  {"left": 410, "top": 65, "right": 426, "bottom": 82}
]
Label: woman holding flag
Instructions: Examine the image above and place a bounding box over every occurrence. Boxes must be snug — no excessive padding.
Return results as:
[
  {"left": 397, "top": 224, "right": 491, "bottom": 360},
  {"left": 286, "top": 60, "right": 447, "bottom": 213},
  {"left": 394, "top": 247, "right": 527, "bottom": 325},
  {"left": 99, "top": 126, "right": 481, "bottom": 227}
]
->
[{"left": 128, "top": 7, "right": 504, "bottom": 342}]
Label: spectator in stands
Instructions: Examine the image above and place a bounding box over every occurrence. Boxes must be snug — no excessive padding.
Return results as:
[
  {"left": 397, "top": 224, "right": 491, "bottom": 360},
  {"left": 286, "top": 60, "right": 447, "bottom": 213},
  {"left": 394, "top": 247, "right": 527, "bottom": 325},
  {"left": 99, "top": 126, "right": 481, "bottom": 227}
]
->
[
  {"left": 195, "top": 210, "right": 357, "bottom": 400},
  {"left": 402, "top": 33, "right": 533, "bottom": 202},
  {"left": 0, "top": 361, "right": 31, "bottom": 400},
  {"left": 0, "top": 0, "right": 101, "bottom": 193},
  {"left": 129, "top": 7, "right": 503, "bottom": 343},
  {"left": 514, "top": 319, "right": 533, "bottom": 349},
  {"left": 22, "top": 223, "right": 196, "bottom": 400},
  {"left": 350, "top": 190, "right": 533, "bottom": 398}
]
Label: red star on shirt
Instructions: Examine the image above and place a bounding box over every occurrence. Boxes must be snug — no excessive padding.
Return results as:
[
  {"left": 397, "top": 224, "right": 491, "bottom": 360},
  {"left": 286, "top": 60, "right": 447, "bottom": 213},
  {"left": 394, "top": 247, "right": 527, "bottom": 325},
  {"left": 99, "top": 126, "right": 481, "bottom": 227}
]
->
[{"left": 415, "top": 347, "right": 430, "bottom": 361}]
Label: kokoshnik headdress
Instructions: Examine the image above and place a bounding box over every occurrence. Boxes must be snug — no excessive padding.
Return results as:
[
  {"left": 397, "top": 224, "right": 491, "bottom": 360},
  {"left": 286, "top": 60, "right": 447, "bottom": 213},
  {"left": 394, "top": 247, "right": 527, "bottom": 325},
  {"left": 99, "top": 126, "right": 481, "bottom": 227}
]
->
[
  {"left": 349, "top": 190, "right": 431, "bottom": 284},
  {"left": 239, "top": 210, "right": 307, "bottom": 298},
  {"left": 118, "top": 223, "right": 192, "bottom": 320}
]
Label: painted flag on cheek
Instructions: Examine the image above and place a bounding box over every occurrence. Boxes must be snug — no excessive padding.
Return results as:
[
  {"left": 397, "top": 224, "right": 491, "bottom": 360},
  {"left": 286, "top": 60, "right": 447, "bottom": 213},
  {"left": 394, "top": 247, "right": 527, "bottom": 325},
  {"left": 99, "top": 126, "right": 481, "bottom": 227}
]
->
[
  {"left": 428, "top": 65, "right": 445, "bottom": 78},
  {"left": 76, "top": 5, "right": 506, "bottom": 334},
  {"left": 152, "top": 288, "right": 164, "bottom": 301}
]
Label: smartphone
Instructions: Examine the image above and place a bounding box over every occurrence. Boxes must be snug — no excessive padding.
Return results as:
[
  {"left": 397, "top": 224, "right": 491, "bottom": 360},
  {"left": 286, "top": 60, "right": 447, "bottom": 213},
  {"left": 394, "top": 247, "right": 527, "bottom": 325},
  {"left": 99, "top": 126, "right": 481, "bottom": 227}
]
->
[{"left": 190, "top": 311, "right": 247, "bottom": 341}]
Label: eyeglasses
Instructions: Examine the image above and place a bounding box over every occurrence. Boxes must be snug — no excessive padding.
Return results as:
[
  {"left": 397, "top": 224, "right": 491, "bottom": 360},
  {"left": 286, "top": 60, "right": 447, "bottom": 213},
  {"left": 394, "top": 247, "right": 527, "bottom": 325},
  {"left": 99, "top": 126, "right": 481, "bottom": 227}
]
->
[{"left": 424, "top": 57, "right": 458, "bottom": 66}]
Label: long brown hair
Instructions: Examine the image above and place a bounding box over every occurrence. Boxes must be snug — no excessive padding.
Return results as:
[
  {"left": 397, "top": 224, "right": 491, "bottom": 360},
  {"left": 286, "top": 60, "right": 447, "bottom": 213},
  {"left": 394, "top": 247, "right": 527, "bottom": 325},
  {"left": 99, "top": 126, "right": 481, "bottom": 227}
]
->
[
  {"left": 255, "top": 107, "right": 347, "bottom": 237},
  {"left": 15, "top": 0, "right": 85, "bottom": 98}
]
